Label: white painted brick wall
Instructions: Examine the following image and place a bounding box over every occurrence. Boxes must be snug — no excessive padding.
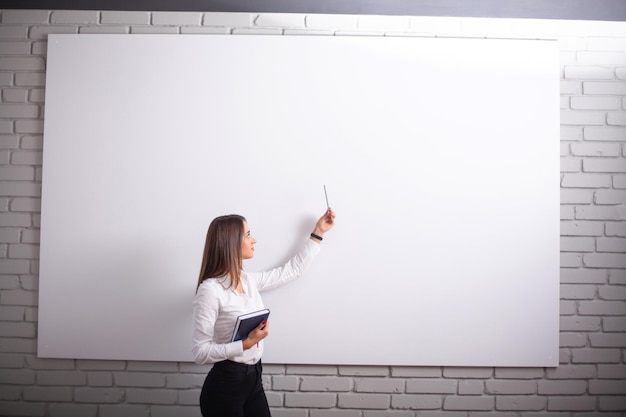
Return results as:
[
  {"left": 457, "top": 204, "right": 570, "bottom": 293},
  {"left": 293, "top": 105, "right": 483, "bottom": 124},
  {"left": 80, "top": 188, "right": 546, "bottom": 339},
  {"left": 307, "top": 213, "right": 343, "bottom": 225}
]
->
[{"left": 0, "top": 8, "right": 625, "bottom": 416}]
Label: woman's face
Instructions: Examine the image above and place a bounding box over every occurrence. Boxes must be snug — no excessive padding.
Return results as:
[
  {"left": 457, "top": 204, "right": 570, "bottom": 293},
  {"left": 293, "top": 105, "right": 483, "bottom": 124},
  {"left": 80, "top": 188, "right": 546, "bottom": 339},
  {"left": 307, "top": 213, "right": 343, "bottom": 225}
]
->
[{"left": 241, "top": 221, "right": 256, "bottom": 260}]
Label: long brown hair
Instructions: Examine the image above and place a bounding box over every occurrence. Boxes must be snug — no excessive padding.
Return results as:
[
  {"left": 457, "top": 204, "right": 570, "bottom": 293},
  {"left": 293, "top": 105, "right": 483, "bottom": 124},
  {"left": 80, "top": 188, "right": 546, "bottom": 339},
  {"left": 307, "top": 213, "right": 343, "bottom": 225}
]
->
[{"left": 196, "top": 214, "right": 246, "bottom": 291}]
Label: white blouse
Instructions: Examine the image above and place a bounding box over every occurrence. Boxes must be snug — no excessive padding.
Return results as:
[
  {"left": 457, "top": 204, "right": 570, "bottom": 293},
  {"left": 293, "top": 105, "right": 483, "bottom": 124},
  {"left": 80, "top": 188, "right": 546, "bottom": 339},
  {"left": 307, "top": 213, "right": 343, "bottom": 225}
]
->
[{"left": 192, "top": 239, "right": 321, "bottom": 365}]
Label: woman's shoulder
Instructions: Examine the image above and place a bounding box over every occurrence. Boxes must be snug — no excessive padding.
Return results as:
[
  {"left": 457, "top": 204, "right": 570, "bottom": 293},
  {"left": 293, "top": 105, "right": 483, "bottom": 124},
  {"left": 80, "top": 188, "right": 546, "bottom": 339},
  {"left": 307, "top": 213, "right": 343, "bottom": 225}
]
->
[{"left": 196, "top": 277, "right": 230, "bottom": 294}]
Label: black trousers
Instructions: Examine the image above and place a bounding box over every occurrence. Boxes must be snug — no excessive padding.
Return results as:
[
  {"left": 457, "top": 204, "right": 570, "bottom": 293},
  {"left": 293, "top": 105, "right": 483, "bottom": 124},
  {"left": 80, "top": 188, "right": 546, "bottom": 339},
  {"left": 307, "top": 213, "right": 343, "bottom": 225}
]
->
[{"left": 200, "top": 360, "right": 271, "bottom": 417}]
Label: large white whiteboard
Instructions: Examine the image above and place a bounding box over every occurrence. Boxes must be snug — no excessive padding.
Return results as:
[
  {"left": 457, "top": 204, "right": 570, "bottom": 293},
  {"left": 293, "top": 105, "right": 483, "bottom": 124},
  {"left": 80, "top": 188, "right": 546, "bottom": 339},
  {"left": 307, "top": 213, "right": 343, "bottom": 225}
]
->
[{"left": 39, "top": 34, "right": 559, "bottom": 366}]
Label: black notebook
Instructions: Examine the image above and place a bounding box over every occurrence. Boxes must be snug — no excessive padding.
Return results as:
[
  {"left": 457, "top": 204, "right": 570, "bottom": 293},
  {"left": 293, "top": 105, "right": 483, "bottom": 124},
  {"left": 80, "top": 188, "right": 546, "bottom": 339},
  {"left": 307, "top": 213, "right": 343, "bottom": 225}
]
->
[{"left": 231, "top": 309, "right": 271, "bottom": 342}]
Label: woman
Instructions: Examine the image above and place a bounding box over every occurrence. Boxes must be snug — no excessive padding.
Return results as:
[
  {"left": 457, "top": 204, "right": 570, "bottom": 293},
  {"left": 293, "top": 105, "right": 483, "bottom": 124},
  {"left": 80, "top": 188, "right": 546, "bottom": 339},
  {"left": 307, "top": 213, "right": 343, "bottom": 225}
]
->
[{"left": 192, "top": 208, "right": 336, "bottom": 417}]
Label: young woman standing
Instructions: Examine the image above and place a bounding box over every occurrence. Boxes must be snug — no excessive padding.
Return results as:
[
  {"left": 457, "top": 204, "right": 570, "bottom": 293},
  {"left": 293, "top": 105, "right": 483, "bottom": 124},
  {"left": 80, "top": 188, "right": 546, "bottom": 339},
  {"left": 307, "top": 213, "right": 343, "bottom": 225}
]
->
[{"left": 192, "top": 209, "right": 336, "bottom": 416}]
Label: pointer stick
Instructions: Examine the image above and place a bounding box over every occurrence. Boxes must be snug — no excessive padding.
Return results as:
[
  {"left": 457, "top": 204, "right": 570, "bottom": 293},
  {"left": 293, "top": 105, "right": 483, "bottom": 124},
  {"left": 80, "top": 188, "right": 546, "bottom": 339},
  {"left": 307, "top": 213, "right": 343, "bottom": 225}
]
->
[{"left": 323, "top": 185, "right": 330, "bottom": 209}]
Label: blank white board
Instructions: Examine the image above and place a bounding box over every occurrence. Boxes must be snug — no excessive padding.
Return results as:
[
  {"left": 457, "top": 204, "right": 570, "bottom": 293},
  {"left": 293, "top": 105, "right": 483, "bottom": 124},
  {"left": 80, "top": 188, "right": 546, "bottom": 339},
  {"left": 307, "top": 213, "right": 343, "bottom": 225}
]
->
[{"left": 39, "top": 34, "right": 559, "bottom": 366}]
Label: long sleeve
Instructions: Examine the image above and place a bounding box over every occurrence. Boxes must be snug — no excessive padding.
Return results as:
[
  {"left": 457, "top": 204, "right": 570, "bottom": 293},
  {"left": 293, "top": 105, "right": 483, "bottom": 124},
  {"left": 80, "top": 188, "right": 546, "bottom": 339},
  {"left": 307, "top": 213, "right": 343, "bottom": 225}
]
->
[
  {"left": 252, "top": 239, "right": 321, "bottom": 292},
  {"left": 191, "top": 284, "right": 245, "bottom": 364}
]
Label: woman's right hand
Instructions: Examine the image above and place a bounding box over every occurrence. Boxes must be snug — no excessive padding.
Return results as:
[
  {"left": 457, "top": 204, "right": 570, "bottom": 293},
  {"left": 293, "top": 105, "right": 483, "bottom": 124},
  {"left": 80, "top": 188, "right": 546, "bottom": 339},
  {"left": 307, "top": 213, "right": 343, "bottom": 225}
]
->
[{"left": 242, "top": 320, "right": 269, "bottom": 350}]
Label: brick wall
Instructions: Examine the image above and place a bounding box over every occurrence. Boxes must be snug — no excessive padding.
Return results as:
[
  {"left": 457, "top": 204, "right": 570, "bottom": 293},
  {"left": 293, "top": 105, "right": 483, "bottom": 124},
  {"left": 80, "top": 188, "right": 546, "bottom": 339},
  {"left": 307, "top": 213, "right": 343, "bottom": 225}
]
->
[{"left": 1, "top": 9, "right": 625, "bottom": 417}]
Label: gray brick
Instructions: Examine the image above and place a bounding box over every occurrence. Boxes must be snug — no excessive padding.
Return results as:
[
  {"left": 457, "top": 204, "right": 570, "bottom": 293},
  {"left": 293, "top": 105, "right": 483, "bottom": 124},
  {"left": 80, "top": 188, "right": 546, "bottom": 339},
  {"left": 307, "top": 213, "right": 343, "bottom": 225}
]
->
[
  {"left": 406, "top": 379, "right": 455, "bottom": 394},
  {"left": 29, "top": 25, "right": 79, "bottom": 39},
  {"left": 560, "top": 268, "right": 606, "bottom": 283},
  {"left": 561, "top": 125, "right": 583, "bottom": 141},
  {"left": 101, "top": 11, "right": 150, "bottom": 25},
  {"left": 285, "top": 392, "right": 336, "bottom": 408},
  {"left": 126, "top": 388, "right": 177, "bottom": 404},
  {"left": 178, "top": 388, "right": 201, "bottom": 405},
  {"left": 152, "top": 12, "right": 203, "bottom": 26},
  {"left": 74, "top": 388, "right": 124, "bottom": 403},
  {"left": 606, "top": 222, "right": 626, "bottom": 237},
  {"left": 9, "top": 243, "right": 39, "bottom": 259},
  {"left": 585, "top": 126, "right": 626, "bottom": 141},
  {"left": 15, "top": 73, "right": 46, "bottom": 87},
  {"left": 338, "top": 366, "right": 389, "bottom": 377},
  {"left": 0, "top": 385, "right": 21, "bottom": 400},
  {"left": 0, "top": 322, "right": 35, "bottom": 337},
  {"left": 546, "top": 365, "right": 595, "bottom": 380},
  {"left": 37, "top": 370, "right": 87, "bottom": 386},
  {"left": 590, "top": 380, "right": 626, "bottom": 394},
  {"left": 597, "top": 190, "right": 626, "bottom": 205},
  {"left": 50, "top": 10, "right": 99, "bottom": 24},
  {"left": 11, "top": 150, "right": 42, "bottom": 165},
  {"left": 560, "top": 316, "right": 602, "bottom": 331},
  {"left": 391, "top": 394, "right": 441, "bottom": 410},
  {"left": 127, "top": 361, "right": 178, "bottom": 372},
  {"left": 114, "top": 372, "right": 166, "bottom": 387},
  {"left": 130, "top": 26, "right": 179, "bottom": 34},
  {"left": 203, "top": 12, "right": 253, "bottom": 27},
  {"left": 443, "top": 396, "right": 493, "bottom": 411},
  {"left": 355, "top": 378, "right": 403, "bottom": 393},
  {"left": 99, "top": 404, "right": 150, "bottom": 417},
  {"left": 560, "top": 284, "right": 596, "bottom": 299},
  {"left": 79, "top": 26, "right": 129, "bottom": 34},
  {"left": 538, "top": 379, "right": 587, "bottom": 395},
  {"left": 49, "top": 404, "right": 97, "bottom": 417},
  {"left": 77, "top": 359, "right": 126, "bottom": 370},
  {"left": 572, "top": 348, "right": 622, "bottom": 363},
  {"left": 271, "top": 410, "right": 307, "bottom": 417},
  {"left": 2, "top": 10, "right": 50, "bottom": 23},
  {"left": 571, "top": 96, "right": 622, "bottom": 109},
  {"left": 560, "top": 236, "right": 594, "bottom": 252},
  {"left": 166, "top": 373, "right": 204, "bottom": 388},
  {"left": 584, "top": 159, "right": 626, "bottom": 173},
  {"left": 11, "top": 198, "right": 41, "bottom": 212},
  {"left": 87, "top": 372, "right": 113, "bottom": 387},
  {"left": 265, "top": 391, "right": 281, "bottom": 407},
  {"left": 578, "top": 301, "right": 626, "bottom": 316},
  {"left": 151, "top": 405, "right": 202, "bottom": 417},
  {"left": 0, "top": 166, "right": 35, "bottom": 180},
  {"left": 2, "top": 87, "right": 29, "bottom": 101},
  {"left": 255, "top": 13, "right": 306, "bottom": 29},
  {"left": 301, "top": 376, "right": 352, "bottom": 392},
  {"left": 15, "top": 120, "right": 44, "bottom": 134},
  {"left": 496, "top": 396, "right": 547, "bottom": 411},
  {"left": 0, "top": 58, "right": 45, "bottom": 72},
  {"left": 565, "top": 66, "right": 613, "bottom": 80},
  {"left": 0, "top": 275, "right": 19, "bottom": 293},
  {"left": 23, "top": 386, "right": 72, "bottom": 401},
  {"left": 311, "top": 411, "right": 361, "bottom": 417},
  {"left": 0, "top": 305, "right": 25, "bottom": 320},
  {"left": 561, "top": 174, "right": 612, "bottom": 188},
  {"left": 272, "top": 375, "right": 299, "bottom": 391},
  {"left": 391, "top": 367, "right": 440, "bottom": 377},
  {"left": 0, "top": 182, "right": 41, "bottom": 196},
  {"left": 0, "top": 401, "right": 46, "bottom": 416},
  {"left": 609, "top": 270, "right": 626, "bottom": 284},
  {"left": 486, "top": 380, "right": 536, "bottom": 395},
  {"left": 571, "top": 142, "right": 621, "bottom": 157},
  {"left": 561, "top": 188, "right": 594, "bottom": 204},
  {"left": 603, "top": 317, "right": 626, "bottom": 331},
  {"left": 590, "top": 333, "right": 626, "bottom": 347},
  {"left": 443, "top": 368, "right": 492, "bottom": 378},
  {"left": 548, "top": 396, "right": 596, "bottom": 411},
  {"left": 584, "top": 253, "right": 626, "bottom": 268},
  {"left": 288, "top": 365, "right": 337, "bottom": 376},
  {"left": 458, "top": 380, "right": 484, "bottom": 395},
  {"left": 599, "top": 396, "right": 626, "bottom": 411},
  {"left": 597, "top": 237, "right": 626, "bottom": 252},
  {"left": 1, "top": 288, "right": 37, "bottom": 305},
  {"left": 0, "top": 337, "right": 37, "bottom": 353},
  {"left": 0, "top": 369, "right": 35, "bottom": 384}
]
